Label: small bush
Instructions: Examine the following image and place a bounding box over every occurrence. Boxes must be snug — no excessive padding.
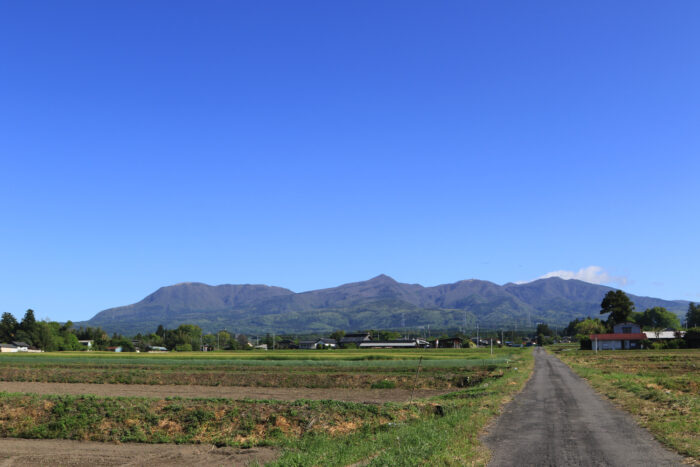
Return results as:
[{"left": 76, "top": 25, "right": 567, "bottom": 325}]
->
[{"left": 371, "top": 380, "right": 396, "bottom": 389}]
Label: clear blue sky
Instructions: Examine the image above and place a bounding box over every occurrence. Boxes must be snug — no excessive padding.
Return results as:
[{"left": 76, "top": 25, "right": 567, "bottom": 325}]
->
[{"left": 1, "top": 1, "right": 698, "bottom": 322}]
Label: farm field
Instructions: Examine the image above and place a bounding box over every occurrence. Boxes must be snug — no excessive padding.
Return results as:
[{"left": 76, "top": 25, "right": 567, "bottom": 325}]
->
[
  {"left": 552, "top": 348, "right": 700, "bottom": 463},
  {"left": 0, "top": 348, "right": 533, "bottom": 465},
  {"left": 0, "top": 349, "right": 514, "bottom": 390}
]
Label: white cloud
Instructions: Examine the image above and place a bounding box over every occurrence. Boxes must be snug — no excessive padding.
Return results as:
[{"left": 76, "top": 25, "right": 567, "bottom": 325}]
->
[{"left": 538, "top": 266, "right": 628, "bottom": 286}]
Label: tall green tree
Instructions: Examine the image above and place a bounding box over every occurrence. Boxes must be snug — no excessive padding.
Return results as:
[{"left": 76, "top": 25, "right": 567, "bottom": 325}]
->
[
  {"left": 0, "top": 312, "right": 19, "bottom": 342},
  {"left": 564, "top": 318, "right": 583, "bottom": 336},
  {"left": 329, "top": 330, "right": 345, "bottom": 341},
  {"left": 635, "top": 307, "right": 681, "bottom": 330},
  {"left": 19, "top": 309, "right": 37, "bottom": 334},
  {"left": 600, "top": 290, "right": 635, "bottom": 327},
  {"left": 687, "top": 303, "right": 700, "bottom": 328},
  {"left": 573, "top": 318, "right": 607, "bottom": 340},
  {"left": 32, "top": 322, "right": 56, "bottom": 351}
]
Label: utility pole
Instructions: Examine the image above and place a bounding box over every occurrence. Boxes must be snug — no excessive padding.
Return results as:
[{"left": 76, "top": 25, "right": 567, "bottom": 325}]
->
[{"left": 476, "top": 323, "right": 479, "bottom": 348}]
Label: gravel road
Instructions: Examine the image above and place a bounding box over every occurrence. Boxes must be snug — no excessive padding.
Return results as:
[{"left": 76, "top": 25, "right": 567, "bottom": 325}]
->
[{"left": 483, "top": 347, "right": 682, "bottom": 466}]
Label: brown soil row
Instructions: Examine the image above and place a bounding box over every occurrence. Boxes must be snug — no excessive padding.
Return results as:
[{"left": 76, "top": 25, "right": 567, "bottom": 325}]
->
[
  {"left": 0, "top": 381, "right": 450, "bottom": 402},
  {"left": 0, "top": 438, "right": 277, "bottom": 466}
]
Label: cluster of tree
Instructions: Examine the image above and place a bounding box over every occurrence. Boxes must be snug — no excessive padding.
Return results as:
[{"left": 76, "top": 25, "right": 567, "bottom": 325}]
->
[
  {"left": 687, "top": 303, "right": 700, "bottom": 328},
  {"left": 536, "top": 323, "right": 555, "bottom": 346},
  {"left": 131, "top": 325, "right": 251, "bottom": 351},
  {"left": 0, "top": 309, "right": 128, "bottom": 351},
  {"left": 563, "top": 317, "right": 607, "bottom": 342},
  {"left": 595, "top": 290, "right": 680, "bottom": 330},
  {"left": 560, "top": 291, "right": 685, "bottom": 342}
]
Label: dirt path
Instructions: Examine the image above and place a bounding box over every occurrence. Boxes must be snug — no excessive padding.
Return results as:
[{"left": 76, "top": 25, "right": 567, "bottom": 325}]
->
[
  {"left": 0, "top": 381, "right": 446, "bottom": 403},
  {"left": 0, "top": 438, "right": 277, "bottom": 466},
  {"left": 483, "top": 347, "right": 682, "bottom": 466}
]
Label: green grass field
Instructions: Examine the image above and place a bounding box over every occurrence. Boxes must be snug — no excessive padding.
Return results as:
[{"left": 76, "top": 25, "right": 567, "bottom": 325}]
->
[
  {"left": 0, "top": 348, "right": 534, "bottom": 465},
  {"left": 552, "top": 348, "right": 700, "bottom": 462}
]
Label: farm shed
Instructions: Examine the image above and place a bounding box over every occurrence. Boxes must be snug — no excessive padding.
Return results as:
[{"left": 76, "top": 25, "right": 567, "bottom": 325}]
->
[
  {"left": 299, "top": 338, "right": 337, "bottom": 350},
  {"left": 590, "top": 322, "right": 646, "bottom": 350},
  {"left": 0, "top": 343, "right": 18, "bottom": 353},
  {"left": 316, "top": 338, "right": 337, "bottom": 349},
  {"left": 78, "top": 340, "right": 93, "bottom": 350},
  {"left": 434, "top": 337, "right": 463, "bottom": 349},
  {"left": 359, "top": 338, "right": 429, "bottom": 349},
  {"left": 339, "top": 332, "right": 372, "bottom": 348},
  {"left": 643, "top": 330, "right": 685, "bottom": 340},
  {"left": 11, "top": 341, "right": 30, "bottom": 352}
]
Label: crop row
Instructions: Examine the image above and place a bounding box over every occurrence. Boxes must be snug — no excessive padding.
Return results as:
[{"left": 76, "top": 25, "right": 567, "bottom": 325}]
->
[
  {"left": 0, "top": 366, "right": 500, "bottom": 389},
  {"left": 0, "top": 393, "right": 423, "bottom": 446}
]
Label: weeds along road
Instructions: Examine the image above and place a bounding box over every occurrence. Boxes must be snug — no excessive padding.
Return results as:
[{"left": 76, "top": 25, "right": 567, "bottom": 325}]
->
[{"left": 483, "top": 347, "right": 682, "bottom": 467}]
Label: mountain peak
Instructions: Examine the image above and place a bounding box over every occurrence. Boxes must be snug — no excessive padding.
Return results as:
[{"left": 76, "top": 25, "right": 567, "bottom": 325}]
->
[{"left": 367, "top": 274, "right": 397, "bottom": 284}]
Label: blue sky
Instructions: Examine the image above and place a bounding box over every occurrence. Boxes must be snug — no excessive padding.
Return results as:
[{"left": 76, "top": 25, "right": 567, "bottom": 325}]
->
[{"left": 1, "top": 1, "right": 698, "bottom": 322}]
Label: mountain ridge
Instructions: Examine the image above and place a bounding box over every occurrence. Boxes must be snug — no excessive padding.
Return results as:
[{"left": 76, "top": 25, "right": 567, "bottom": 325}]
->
[{"left": 77, "top": 275, "right": 690, "bottom": 335}]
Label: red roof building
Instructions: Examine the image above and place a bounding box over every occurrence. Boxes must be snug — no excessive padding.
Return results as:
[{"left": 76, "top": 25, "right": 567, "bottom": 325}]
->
[{"left": 590, "top": 322, "right": 646, "bottom": 350}]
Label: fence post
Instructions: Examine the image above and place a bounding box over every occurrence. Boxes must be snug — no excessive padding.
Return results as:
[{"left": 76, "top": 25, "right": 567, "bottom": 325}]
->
[{"left": 410, "top": 356, "right": 423, "bottom": 403}]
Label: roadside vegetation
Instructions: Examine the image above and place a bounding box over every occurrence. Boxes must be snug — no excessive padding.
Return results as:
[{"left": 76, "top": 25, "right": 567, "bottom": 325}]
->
[{"left": 551, "top": 348, "right": 700, "bottom": 462}]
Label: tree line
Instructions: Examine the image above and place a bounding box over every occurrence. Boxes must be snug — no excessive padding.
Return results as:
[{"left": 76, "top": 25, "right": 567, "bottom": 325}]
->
[{"left": 0, "top": 309, "right": 117, "bottom": 351}]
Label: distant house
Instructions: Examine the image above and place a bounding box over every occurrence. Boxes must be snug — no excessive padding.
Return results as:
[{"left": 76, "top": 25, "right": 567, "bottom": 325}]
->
[
  {"left": 316, "top": 338, "right": 337, "bottom": 349},
  {"left": 106, "top": 346, "right": 123, "bottom": 352},
  {"left": 339, "top": 332, "right": 371, "bottom": 348},
  {"left": 0, "top": 343, "right": 17, "bottom": 353},
  {"left": 590, "top": 322, "right": 646, "bottom": 350},
  {"left": 299, "top": 338, "right": 337, "bottom": 350},
  {"left": 434, "top": 337, "right": 462, "bottom": 349},
  {"left": 12, "top": 341, "right": 30, "bottom": 352},
  {"left": 359, "top": 338, "right": 429, "bottom": 349},
  {"left": 148, "top": 346, "right": 168, "bottom": 352},
  {"left": 254, "top": 343, "right": 268, "bottom": 350}
]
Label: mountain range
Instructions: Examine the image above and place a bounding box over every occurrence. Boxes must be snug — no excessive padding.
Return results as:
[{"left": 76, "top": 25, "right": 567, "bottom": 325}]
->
[{"left": 76, "top": 275, "right": 690, "bottom": 335}]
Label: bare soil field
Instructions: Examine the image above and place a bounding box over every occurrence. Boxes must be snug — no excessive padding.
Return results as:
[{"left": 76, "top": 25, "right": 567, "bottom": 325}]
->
[
  {"left": 0, "top": 349, "right": 535, "bottom": 465},
  {"left": 0, "top": 438, "right": 278, "bottom": 466},
  {"left": 0, "top": 381, "right": 448, "bottom": 402}
]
